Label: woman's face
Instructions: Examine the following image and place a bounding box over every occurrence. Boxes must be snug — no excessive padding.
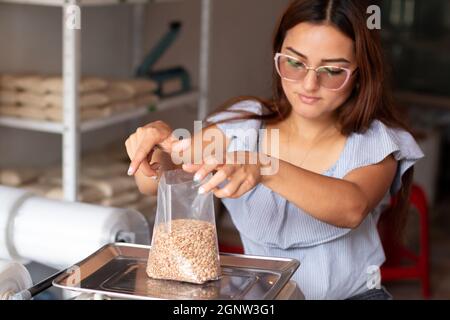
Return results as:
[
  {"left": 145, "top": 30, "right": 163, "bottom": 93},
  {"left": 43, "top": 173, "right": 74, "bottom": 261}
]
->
[{"left": 280, "top": 22, "right": 357, "bottom": 121}]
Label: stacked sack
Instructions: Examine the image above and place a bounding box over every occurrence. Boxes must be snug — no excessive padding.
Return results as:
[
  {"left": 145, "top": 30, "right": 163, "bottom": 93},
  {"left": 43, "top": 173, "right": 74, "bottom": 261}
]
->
[
  {"left": 0, "top": 73, "right": 159, "bottom": 122},
  {"left": 0, "top": 145, "right": 157, "bottom": 225}
]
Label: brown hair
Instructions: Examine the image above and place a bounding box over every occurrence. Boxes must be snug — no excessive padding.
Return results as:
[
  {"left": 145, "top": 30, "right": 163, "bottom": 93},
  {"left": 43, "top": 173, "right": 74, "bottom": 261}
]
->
[{"left": 208, "top": 0, "right": 413, "bottom": 241}]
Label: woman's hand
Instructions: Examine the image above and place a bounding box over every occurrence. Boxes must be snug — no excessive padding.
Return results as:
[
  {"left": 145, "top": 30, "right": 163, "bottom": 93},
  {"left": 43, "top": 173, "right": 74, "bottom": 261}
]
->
[
  {"left": 183, "top": 151, "right": 262, "bottom": 199},
  {"left": 125, "top": 120, "right": 178, "bottom": 177}
]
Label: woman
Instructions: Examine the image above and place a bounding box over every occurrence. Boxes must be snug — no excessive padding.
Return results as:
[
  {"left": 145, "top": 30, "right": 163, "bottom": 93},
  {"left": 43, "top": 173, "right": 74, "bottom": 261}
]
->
[{"left": 125, "top": 0, "right": 424, "bottom": 299}]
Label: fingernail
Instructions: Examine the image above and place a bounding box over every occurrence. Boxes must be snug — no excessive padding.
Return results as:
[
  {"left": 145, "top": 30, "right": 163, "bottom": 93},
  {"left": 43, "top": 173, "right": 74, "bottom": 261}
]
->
[
  {"left": 150, "top": 175, "right": 158, "bottom": 180},
  {"left": 193, "top": 173, "right": 202, "bottom": 182},
  {"left": 150, "top": 163, "right": 161, "bottom": 170},
  {"left": 127, "top": 166, "right": 134, "bottom": 176},
  {"left": 198, "top": 187, "right": 205, "bottom": 194}
]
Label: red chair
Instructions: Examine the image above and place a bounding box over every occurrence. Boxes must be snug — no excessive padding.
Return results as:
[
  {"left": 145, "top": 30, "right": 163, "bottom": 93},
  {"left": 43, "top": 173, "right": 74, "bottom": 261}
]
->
[
  {"left": 218, "top": 244, "right": 244, "bottom": 254},
  {"left": 379, "top": 184, "right": 430, "bottom": 299}
]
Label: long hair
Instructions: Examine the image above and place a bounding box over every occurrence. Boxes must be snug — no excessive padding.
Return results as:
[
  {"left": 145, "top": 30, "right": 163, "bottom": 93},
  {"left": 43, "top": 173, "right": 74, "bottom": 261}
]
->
[{"left": 207, "top": 0, "right": 413, "bottom": 241}]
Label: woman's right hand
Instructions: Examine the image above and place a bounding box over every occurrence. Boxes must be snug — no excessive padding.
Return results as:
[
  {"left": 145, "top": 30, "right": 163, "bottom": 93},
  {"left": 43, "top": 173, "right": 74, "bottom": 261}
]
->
[{"left": 125, "top": 120, "right": 177, "bottom": 177}]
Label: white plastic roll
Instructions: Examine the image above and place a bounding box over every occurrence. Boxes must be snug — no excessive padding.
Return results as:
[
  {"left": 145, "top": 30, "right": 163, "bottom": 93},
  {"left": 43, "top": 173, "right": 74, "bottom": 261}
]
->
[
  {"left": 11, "top": 196, "right": 150, "bottom": 269},
  {"left": 0, "top": 260, "right": 33, "bottom": 300},
  {"left": 0, "top": 186, "right": 33, "bottom": 262}
]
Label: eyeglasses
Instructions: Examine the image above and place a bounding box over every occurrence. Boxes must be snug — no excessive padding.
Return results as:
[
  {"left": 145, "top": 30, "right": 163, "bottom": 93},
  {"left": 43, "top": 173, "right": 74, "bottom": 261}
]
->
[{"left": 274, "top": 53, "right": 357, "bottom": 91}]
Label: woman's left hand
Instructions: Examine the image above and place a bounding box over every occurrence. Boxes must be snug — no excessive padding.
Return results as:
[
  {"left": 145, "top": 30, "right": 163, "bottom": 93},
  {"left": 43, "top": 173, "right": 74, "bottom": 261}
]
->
[{"left": 182, "top": 151, "right": 262, "bottom": 199}]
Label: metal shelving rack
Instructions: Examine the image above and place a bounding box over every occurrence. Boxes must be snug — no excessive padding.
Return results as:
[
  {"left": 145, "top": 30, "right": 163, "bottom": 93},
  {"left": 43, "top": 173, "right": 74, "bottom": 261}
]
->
[{"left": 0, "top": 0, "right": 212, "bottom": 201}]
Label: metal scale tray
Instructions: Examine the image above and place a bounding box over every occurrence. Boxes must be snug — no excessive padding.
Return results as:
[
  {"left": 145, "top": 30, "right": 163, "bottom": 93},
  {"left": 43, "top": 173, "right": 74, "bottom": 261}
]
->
[{"left": 52, "top": 243, "right": 300, "bottom": 300}]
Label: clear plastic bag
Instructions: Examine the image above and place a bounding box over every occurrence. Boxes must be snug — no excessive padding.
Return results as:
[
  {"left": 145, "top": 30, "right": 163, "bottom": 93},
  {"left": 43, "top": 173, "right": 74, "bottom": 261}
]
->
[{"left": 146, "top": 169, "right": 221, "bottom": 284}]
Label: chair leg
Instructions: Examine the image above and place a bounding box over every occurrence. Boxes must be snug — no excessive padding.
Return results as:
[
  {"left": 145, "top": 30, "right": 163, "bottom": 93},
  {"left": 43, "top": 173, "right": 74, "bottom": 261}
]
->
[
  {"left": 411, "top": 185, "right": 431, "bottom": 299},
  {"left": 422, "top": 265, "right": 431, "bottom": 299}
]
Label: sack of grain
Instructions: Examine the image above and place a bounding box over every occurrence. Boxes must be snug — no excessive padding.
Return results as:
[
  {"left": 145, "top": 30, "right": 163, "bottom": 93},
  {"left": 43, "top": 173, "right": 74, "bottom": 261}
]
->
[
  {"left": 146, "top": 169, "right": 221, "bottom": 284},
  {"left": 40, "top": 76, "right": 108, "bottom": 94},
  {"left": 43, "top": 92, "right": 110, "bottom": 109},
  {"left": 14, "top": 75, "right": 44, "bottom": 92},
  {"left": 0, "top": 74, "right": 40, "bottom": 91},
  {"left": 111, "top": 79, "right": 157, "bottom": 96},
  {"left": 0, "top": 167, "right": 40, "bottom": 187},
  {"left": 0, "top": 90, "right": 18, "bottom": 105}
]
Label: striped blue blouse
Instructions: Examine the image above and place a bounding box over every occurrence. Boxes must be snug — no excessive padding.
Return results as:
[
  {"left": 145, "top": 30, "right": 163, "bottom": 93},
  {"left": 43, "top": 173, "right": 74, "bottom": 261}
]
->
[{"left": 208, "top": 100, "right": 425, "bottom": 300}]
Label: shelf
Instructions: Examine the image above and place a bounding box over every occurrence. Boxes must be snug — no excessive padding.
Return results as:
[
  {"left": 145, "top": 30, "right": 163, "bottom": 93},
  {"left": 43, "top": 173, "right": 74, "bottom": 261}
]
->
[
  {"left": 0, "top": 0, "right": 153, "bottom": 6},
  {"left": 0, "top": 116, "right": 63, "bottom": 133},
  {"left": 1, "top": 0, "right": 211, "bottom": 201},
  {"left": 0, "top": 91, "right": 199, "bottom": 133}
]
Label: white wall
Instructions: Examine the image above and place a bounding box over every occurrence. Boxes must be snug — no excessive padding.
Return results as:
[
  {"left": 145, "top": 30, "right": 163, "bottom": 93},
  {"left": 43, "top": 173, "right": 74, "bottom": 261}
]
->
[{"left": 0, "top": 0, "right": 289, "bottom": 167}]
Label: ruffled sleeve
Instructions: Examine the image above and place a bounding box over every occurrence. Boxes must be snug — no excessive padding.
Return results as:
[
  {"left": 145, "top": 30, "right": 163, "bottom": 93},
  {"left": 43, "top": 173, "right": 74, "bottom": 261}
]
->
[
  {"left": 205, "top": 100, "right": 264, "bottom": 152},
  {"left": 336, "top": 120, "right": 425, "bottom": 196}
]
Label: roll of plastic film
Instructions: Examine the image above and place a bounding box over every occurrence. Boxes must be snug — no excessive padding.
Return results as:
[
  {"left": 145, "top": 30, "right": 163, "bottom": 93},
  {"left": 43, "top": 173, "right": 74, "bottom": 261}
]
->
[
  {"left": 11, "top": 196, "right": 150, "bottom": 269},
  {"left": 0, "top": 186, "right": 33, "bottom": 262},
  {"left": 0, "top": 185, "right": 150, "bottom": 270},
  {"left": 0, "top": 260, "right": 32, "bottom": 300}
]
